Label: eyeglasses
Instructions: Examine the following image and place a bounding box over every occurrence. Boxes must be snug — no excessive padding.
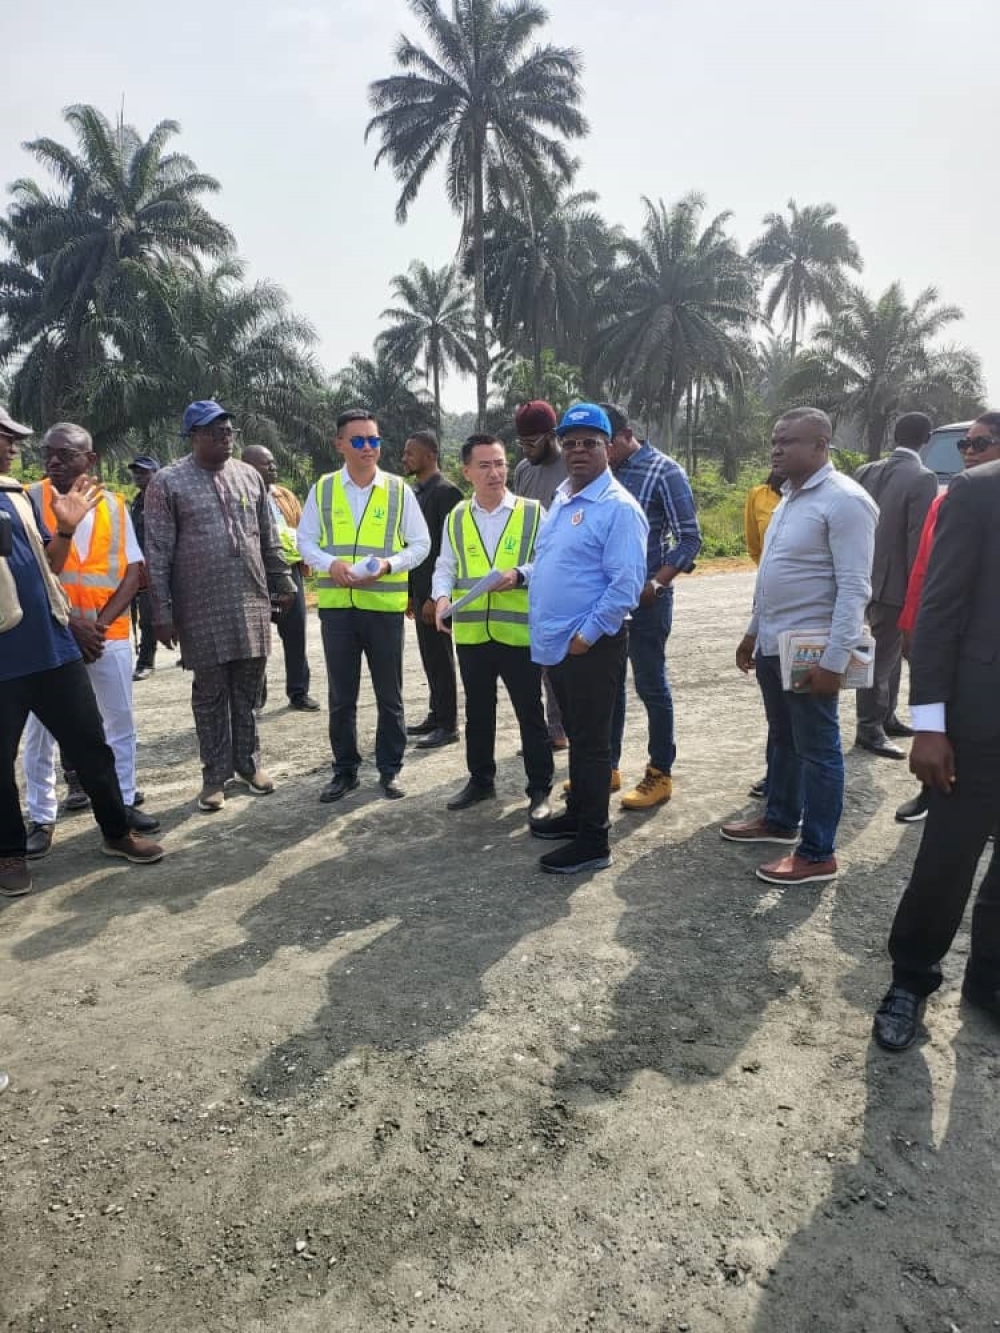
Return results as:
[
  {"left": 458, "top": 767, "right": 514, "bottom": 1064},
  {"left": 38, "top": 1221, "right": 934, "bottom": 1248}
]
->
[
  {"left": 348, "top": 435, "right": 381, "bottom": 450},
  {"left": 958, "top": 435, "right": 1000, "bottom": 454},
  {"left": 562, "top": 437, "right": 605, "bottom": 452}
]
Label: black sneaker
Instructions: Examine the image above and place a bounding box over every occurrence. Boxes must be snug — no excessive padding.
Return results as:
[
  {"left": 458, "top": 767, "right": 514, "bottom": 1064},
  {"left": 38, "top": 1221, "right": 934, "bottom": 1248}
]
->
[
  {"left": 895, "top": 789, "right": 930, "bottom": 823},
  {"left": 530, "top": 812, "right": 580, "bottom": 841},
  {"left": 539, "top": 841, "right": 611, "bottom": 875}
]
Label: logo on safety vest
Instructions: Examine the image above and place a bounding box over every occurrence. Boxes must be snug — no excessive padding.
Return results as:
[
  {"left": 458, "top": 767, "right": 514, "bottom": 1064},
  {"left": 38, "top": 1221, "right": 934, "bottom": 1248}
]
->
[{"left": 373, "top": 505, "right": 385, "bottom": 520}]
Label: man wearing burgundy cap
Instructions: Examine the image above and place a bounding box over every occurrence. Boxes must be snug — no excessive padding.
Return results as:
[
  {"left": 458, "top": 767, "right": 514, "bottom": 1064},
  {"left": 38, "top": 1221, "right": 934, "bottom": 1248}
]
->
[{"left": 513, "top": 400, "right": 569, "bottom": 749}]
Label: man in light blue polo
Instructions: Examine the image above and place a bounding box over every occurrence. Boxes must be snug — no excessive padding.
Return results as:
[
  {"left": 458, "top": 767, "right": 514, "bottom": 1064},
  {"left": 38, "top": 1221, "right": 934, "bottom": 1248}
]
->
[{"left": 528, "top": 403, "right": 648, "bottom": 874}]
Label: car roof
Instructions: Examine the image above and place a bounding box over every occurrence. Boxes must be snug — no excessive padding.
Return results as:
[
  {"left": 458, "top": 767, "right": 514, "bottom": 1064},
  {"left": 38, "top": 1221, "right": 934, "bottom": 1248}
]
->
[{"left": 930, "top": 421, "right": 973, "bottom": 432}]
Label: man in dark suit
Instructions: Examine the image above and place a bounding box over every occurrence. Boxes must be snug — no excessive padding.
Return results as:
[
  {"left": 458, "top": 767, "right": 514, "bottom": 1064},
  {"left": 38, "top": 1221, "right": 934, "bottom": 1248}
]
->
[
  {"left": 402, "top": 430, "right": 463, "bottom": 749},
  {"left": 873, "top": 411, "right": 1000, "bottom": 1051},
  {"left": 854, "top": 413, "right": 938, "bottom": 758}
]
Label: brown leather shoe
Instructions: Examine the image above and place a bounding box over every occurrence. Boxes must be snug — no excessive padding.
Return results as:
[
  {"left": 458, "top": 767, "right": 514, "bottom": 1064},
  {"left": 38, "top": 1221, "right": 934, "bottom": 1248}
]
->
[
  {"left": 720, "top": 817, "right": 797, "bottom": 845},
  {"left": 102, "top": 833, "right": 165, "bottom": 864},
  {"left": 755, "top": 853, "right": 838, "bottom": 885},
  {"left": 0, "top": 857, "right": 32, "bottom": 897}
]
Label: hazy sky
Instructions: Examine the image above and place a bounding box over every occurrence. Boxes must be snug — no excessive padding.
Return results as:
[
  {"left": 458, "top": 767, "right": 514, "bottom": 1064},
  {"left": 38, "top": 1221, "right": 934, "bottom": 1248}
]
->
[{"left": 2, "top": 0, "right": 997, "bottom": 414}]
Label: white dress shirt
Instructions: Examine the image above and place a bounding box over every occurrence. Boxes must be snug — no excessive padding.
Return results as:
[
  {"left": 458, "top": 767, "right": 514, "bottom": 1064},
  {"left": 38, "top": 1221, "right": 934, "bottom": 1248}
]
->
[
  {"left": 297, "top": 466, "right": 430, "bottom": 575},
  {"left": 431, "top": 490, "right": 532, "bottom": 600},
  {"left": 73, "top": 499, "right": 143, "bottom": 565}
]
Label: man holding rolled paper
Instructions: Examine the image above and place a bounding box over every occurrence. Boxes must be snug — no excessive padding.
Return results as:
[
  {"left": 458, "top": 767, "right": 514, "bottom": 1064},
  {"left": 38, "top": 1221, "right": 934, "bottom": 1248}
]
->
[
  {"left": 297, "top": 409, "right": 430, "bottom": 803},
  {"left": 432, "top": 433, "right": 552, "bottom": 820},
  {"left": 721, "top": 407, "right": 878, "bottom": 885}
]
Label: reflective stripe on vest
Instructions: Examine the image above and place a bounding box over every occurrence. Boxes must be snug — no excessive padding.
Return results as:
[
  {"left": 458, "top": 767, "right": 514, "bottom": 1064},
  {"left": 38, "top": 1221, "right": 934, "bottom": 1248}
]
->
[
  {"left": 30, "top": 481, "right": 131, "bottom": 639},
  {"left": 314, "top": 470, "right": 409, "bottom": 611},
  {"left": 447, "top": 497, "right": 540, "bottom": 646}
]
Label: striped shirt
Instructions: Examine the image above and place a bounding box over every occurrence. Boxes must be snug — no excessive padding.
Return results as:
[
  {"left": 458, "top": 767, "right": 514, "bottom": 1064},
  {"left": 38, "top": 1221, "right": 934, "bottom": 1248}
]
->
[{"left": 613, "top": 443, "right": 702, "bottom": 577}]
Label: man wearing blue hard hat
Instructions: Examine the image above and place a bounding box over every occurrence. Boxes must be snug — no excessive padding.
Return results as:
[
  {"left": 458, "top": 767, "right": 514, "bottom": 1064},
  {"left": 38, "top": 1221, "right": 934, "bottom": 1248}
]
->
[
  {"left": 527, "top": 403, "right": 648, "bottom": 874},
  {"left": 143, "top": 401, "right": 297, "bottom": 813}
]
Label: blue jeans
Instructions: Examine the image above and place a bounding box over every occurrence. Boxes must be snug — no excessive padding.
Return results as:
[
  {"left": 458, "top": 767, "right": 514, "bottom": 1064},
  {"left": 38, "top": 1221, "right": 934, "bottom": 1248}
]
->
[
  {"left": 755, "top": 654, "right": 844, "bottom": 862},
  {"left": 611, "top": 593, "right": 675, "bottom": 774}
]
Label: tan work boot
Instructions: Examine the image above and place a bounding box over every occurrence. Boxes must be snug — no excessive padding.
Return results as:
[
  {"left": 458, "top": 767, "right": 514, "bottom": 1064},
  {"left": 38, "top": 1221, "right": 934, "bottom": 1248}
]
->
[
  {"left": 620, "top": 766, "right": 673, "bottom": 810},
  {"left": 198, "top": 785, "right": 225, "bottom": 813},
  {"left": 562, "top": 769, "right": 621, "bottom": 798}
]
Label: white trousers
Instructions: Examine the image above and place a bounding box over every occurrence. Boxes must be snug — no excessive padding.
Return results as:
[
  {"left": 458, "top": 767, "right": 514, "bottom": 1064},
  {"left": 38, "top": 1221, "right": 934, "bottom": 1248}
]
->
[{"left": 23, "top": 638, "right": 137, "bottom": 822}]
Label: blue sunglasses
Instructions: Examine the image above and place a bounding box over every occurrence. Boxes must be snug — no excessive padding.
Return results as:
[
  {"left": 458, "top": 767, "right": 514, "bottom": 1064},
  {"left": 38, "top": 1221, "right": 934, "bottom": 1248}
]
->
[{"left": 349, "top": 435, "right": 381, "bottom": 450}]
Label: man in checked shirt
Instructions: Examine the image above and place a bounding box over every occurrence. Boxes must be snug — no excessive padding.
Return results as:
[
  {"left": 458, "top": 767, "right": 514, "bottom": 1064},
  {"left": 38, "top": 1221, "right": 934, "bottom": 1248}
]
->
[{"left": 601, "top": 403, "right": 702, "bottom": 810}]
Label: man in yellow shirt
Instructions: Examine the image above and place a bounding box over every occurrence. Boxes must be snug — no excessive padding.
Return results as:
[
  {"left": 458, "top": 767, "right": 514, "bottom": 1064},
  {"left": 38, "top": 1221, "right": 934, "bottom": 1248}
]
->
[{"left": 744, "top": 469, "right": 784, "bottom": 565}]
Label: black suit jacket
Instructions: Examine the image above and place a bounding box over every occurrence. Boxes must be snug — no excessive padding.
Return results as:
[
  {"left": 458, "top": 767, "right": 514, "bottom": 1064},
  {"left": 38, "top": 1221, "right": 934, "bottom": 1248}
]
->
[
  {"left": 408, "top": 472, "right": 463, "bottom": 605},
  {"left": 910, "top": 459, "right": 1000, "bottom": 739},
  {"left": 855, "top": 448, "right": 937, "bottom": 606}
]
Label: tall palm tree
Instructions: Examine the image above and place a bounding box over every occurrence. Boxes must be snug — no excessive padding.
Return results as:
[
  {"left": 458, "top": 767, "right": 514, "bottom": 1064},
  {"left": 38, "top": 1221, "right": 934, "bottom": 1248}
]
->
[
  {"left": 377, "top": 260, "right": 475, "bottom": 438},
  {"left": 0, "top": 104, "right": 233, "bottom": 432},
  {"left": 590, "top": 193, "right": 758, "bottom": 450},
  {"left": 784, "top": 282, "right": 981, "bottom": 458},
  {"left": 482, "top": 182, "right": 613, "bottom": 395},
  {"left": 750, "top": 200, "right": 862, "bottom": 359},
  {"left": 366, "top": 0, "right": 587, "bottom": 427}
]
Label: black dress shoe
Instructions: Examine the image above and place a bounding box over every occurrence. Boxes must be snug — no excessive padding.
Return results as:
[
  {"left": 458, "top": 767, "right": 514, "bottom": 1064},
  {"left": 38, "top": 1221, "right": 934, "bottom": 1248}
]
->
[
  {"left": 319, "top": 773, "right": 359, "bottom": 803},
  {"left": 126, "top": 806, "right": 161, "bottom": 833},
  {"left": 895, "top": 788, "right": 930, "bottom": 823},
  {"left": 446, "top": 781, "right": 495, "bottom": 811},
  {"left": 855, "top": 728, "right": 906, "bottom": 760},
  {"left": 415, "top": 728, "right": 459, "bottom": 750},
  {"left": 961, "top": 977, "right": 1000, "bottom": 1021},
  {"left": 290, "top": 694, "right": 321, "bottom": 711},
  {"left": 406, "top": 716, "right": 437, "bottom": 736},
  {"left": 748, "top": 777, "right": 768, "bottom": 799},
  {"left": 530, "top": 811, "right": 580, "bottom": 840},
  {"left": 539, "top": 840, "right": 612, "bottom": 875},
  {"left": 873, "top": 986, "right": 926, "bottom": 1051},
  {"left": 884, "top": 716, "right": 915, "bottom": 738},
  {"left": 380, "top": 776, "right": 405, "bottom": 800}
]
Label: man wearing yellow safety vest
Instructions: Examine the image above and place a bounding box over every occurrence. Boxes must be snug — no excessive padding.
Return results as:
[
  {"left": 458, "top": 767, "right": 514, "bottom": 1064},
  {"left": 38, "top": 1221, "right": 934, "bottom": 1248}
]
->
[
  {"left": 21, "top": 423, "right": 162, "bottom": 859},
  {"left": 242, "top": 445, "right": 320, "bottom": 712},
  {"left": 432, "top": 433, "right": 553, "bottom": 820},
  {"left": 297, "top": 408, "right": 430, "bottom": 802}
]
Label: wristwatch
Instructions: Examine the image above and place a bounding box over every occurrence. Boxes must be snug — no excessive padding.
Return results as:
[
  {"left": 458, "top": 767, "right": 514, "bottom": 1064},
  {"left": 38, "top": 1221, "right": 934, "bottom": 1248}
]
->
[{"left": 649, "top": 578, "right": 668, "bottom": 598}]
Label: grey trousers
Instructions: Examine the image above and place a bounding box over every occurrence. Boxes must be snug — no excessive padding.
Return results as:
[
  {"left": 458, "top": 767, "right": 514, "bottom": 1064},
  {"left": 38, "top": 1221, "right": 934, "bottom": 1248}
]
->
[
  {"left": 856, "top": 600, "right": 902, "bottom": 729},
  {"left": 191, "top": 657, "right": 265, "bottom": 785}
]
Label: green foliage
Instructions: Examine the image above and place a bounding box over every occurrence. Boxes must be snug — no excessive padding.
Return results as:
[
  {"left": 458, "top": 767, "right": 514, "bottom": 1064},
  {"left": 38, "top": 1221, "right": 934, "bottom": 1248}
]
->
[
  {"left": 493, "top": 349, "right": 582, "bottom": 418},
  {"left": 690, "top": 462, "right": 762, "bottom": 557}
]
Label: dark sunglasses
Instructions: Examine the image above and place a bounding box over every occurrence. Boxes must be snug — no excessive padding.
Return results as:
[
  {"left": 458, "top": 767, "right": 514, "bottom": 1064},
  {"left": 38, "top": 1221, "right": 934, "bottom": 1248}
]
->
[
  {"left": 562, "top": 436, "right": 605, "bottom": 452},
  {"left": 348, "top": 435, "right": 381, "bottom": 450},
  {"left": 958, "top": 435, "right": 1000, "bottom": 454}
]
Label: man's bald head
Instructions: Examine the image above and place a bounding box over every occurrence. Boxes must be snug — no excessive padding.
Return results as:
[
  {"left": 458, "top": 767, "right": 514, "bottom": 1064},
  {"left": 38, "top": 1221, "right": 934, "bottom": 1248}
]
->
[{"left": 242, "top": 445, "right": 277, "bottom": 487}]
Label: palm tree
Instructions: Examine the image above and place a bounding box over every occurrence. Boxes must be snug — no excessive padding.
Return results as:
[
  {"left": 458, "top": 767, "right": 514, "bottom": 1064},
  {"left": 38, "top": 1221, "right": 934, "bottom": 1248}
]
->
[
  {"left": 366, "top": 0, "right": 587, "bottom": 428},
  {"left": 482, "top": 182, "right": 614, "bottom": 395},
  {"left": 0, "top": 103, "right": 233, "bottom": 431},
  {"left": 377, "top": 261, "right": 475, "bottom": 438},
  {"left": 590, "top": 193, "right": 758, "bottom": 451},
  {"left": 785, "top": 282, "right": 982, "bottom": 458},
  {"left": 750, "top": 200, "right": 862, "bottom": 359}
]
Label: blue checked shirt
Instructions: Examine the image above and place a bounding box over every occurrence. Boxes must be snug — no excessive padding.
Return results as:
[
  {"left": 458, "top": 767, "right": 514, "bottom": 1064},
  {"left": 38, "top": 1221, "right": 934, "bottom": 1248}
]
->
[{"left": 613, "top": 443, "right": 701, "bottom": 578}]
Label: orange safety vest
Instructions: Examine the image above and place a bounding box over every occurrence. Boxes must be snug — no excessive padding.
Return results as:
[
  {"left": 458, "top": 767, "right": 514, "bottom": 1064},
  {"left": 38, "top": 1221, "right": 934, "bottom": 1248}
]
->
[{"left": 30, "top": 480, "right": 131, "bottom": 640}]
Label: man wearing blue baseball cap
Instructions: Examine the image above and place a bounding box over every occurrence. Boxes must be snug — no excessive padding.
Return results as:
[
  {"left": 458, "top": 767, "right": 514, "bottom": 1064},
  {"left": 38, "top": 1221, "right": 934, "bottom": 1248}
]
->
[
  {"left": 143, "top": 401, "right": 297, "bottom": 812},
  {"left": 527, "top": 403, "right": 648, "bottom": 874},
  {"left": 127, "top": 454, "right": 160, "bottom": 681}
]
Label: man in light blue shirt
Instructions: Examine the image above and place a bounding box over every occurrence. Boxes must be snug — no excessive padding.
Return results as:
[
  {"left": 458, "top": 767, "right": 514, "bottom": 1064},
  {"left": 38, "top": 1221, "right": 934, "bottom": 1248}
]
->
[{"left": 528, "top": 403, "right": 648, "bottom": 875}]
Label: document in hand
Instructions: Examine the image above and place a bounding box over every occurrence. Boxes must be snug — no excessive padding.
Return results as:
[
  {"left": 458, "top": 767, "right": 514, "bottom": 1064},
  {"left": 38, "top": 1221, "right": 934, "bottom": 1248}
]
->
[
  {"left": 778, "top": 628, "right": 874, "bottom": 691},
  {"left": 439, "top": 568, "right": 506, "bottom": 619}
]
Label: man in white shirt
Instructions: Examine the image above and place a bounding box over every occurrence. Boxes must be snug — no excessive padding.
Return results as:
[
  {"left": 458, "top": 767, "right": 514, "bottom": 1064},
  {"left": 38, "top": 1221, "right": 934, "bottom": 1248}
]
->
[
  {"left": 433, "top": 433, "right": 552, "bottom": 819},
  {"left": 297, "top": 409, "right": 430, "bottom": 801},
  {"left": 22, "top": 422, "right": 161, "bottom": 857}
]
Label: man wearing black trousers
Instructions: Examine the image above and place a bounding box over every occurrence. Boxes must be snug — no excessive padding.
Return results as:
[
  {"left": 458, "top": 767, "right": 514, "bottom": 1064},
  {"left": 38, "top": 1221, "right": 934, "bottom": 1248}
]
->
[
  {"left": 874, "top": 412, "right": 1000, "bottom": 1050},
  {"left": 433, "top": 434, "right": 552, "bottom": 818},
  {"left": 128, "top": 455, "right": 160, "bottom": 681},
  {"left": 402, "top": 430, "right": 462, "bottom": 749}
]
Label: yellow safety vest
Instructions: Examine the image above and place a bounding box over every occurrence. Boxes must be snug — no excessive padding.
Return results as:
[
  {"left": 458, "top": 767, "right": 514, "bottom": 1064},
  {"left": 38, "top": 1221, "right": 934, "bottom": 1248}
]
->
[
  {"left": 447, "top": 497, "right": 540, "bottom": 646},
  {"left": 314, "top": 470, "right": 409, "bottom": 611}
]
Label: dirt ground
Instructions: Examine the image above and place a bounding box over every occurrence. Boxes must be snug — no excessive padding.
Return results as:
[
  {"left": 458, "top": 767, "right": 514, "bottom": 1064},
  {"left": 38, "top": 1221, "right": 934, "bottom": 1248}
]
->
[{"left": 3, "top": 569, "right": 999, "bottom": 1333}]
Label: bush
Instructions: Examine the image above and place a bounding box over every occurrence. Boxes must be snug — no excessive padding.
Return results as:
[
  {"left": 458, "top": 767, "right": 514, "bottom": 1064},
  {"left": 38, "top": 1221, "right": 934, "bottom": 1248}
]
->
[{"left": 690, "top": 461, "right": 769, "bottom": 558}]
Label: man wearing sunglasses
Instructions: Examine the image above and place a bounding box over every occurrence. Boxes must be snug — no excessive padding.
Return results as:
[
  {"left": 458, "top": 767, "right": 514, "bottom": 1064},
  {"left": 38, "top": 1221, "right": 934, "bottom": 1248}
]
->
[
  {"left": 527, "top": 403, "right": 648, "bottom": 874},
  {"left": 874, "top": 410, "right": 1000, "bottom": 1051},
  {"left": 145, "top": 401, "right": 297, "bottom": 813},
  {"left": 297, "top": 408, "right": 430, "bottom": 802}
]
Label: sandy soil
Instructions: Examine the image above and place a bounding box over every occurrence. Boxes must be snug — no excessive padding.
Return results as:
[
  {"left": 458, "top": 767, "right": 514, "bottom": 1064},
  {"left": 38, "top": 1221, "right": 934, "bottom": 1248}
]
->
[{"left": 2, "top": 569, "right": 998, "bottom": 1333}]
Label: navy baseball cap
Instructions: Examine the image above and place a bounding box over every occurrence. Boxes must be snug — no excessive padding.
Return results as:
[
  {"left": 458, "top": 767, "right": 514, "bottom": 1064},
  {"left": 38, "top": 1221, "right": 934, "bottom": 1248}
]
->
[
  {"left": 128, "top": 455, "right": 160, "bottom": 472},
  {"left": 181, "top": 400, "right": 233, "bottom": 437},
  {"left": 555, "top": 402, "right": 612, "bottom": 438}
]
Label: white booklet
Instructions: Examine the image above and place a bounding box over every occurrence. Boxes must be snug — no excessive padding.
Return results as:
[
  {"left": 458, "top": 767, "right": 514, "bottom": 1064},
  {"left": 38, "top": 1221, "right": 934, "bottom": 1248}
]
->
[
  {"left": 778, "top": 627, "right": 874, "bottom": 691},
  {"left": 439, "top": 569, "right": 506, "bottom": 619}
]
